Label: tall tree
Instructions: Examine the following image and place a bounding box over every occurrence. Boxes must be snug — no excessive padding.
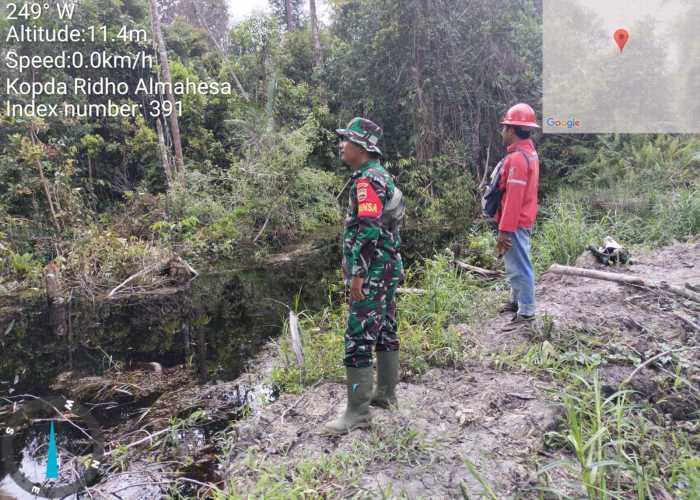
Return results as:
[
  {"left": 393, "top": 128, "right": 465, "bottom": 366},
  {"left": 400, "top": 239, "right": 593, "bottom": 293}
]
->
[
  {"left": 327, "top": 0, "right": 540, "bottom": 167},
  {"left": 309, "top": 0, "right": 322, "bottom": 67},
  {"left": 269, "top": 0, "right": 303, "bottom": 31},
  {"left": 286, "top": 0, "right": 294, "bottom": 31},
  {"left": 149, "top": 0, "right": 186, "bottom": 179}
]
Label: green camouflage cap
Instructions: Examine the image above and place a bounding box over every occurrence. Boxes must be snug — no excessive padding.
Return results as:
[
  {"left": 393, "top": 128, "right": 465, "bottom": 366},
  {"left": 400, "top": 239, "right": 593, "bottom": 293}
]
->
[{"left": 336, "top": 117, "right": 383, "bottom": 156}]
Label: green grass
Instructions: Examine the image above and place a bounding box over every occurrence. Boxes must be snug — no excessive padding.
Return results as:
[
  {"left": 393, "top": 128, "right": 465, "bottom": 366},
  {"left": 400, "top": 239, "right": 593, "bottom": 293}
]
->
[
  {"left": 532, "top": 134, "right": 700, "bottom": 272},
  {"left": 526, "top": 184, "right": 699, "bottom": 275},
  {"left": 535, "top": 368, "right": 698, "bottom": 499},
  {"left": 532, "top": 192, "right": 608, "bottom": 272},
  {"left": 491, "top": 320, "right": 699, "bottom": 499},
  {"left": 270, "top": 250, "right": 502, "bottom": 392},
  {"left": 212, "top": 425, "right": 433, "bottom": 499}
]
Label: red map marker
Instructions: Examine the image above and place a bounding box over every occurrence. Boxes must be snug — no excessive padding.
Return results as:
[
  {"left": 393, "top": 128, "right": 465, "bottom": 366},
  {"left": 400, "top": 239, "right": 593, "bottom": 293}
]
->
[{"left": 614, "top": 29, "right": 629, "bottom": 53}]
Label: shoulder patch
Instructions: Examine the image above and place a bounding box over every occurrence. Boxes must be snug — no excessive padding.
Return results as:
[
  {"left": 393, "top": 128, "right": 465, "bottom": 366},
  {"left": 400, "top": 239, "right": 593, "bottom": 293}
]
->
[
  {"left": 364, "top": 167, "right": 388, "bottom": 185},
  {"left": 356, "top": 177, "right": 383, "bottom": 218}
]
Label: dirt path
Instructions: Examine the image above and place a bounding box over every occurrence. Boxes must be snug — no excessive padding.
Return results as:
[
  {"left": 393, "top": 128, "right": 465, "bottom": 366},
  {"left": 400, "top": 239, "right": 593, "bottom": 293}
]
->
[
  {"left": 223, "top": 369, "right": 560, "bottom": 497},
  {"left": 218, "top": 241, "right": 699, "bottom": 498}
]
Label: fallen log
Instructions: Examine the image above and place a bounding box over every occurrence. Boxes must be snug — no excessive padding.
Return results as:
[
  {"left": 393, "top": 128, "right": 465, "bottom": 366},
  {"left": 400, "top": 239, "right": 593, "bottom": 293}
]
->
[
  {"left": 454, "top": 260, "right": 503, "bottom": 277},
  {"left": 659, "top": 282, "right": 700, "bottom": 304},
  {"left": 548, "top": 264, "right": 644, "bottom": 285},
  {"left": 396, "top": 287, "right": 426, "bottom": 295},
  {"left": 548, "top": 264, "right": 700, "bottom": 304}
]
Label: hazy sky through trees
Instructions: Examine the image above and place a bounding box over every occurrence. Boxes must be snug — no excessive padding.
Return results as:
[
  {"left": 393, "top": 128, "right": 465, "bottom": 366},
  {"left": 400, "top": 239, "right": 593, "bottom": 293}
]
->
[
  {"left": 228, "top": 0, "right": 330, "bottom": 23},
  {"left": 229, "top": 0, "right": 269, "bottom": 21}
]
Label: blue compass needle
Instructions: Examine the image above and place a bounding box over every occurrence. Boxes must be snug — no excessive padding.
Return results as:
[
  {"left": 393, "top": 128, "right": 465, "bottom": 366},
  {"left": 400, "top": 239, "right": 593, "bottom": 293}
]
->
[{"left": 46, "top": 420, "right": 59, "bottom": 479}]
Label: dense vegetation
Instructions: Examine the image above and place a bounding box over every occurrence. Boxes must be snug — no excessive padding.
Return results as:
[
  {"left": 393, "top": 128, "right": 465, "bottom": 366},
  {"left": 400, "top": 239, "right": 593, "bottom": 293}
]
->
[
  {"left": 1, "top": 0, "right": 698, "bottom": 497},
  {"left": 1, "top": 0, "right": 698, "bottom": 293}
]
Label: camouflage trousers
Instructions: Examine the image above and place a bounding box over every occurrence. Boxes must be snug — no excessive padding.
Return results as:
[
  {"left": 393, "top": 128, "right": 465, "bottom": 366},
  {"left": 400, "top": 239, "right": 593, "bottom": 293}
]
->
[{"left": 344, "top": 252, "right": 402, "bottom": 368}]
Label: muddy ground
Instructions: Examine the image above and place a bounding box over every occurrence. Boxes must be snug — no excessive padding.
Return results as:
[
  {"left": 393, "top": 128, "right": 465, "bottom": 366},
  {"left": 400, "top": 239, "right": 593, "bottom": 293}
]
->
[
  {"left": 216, "top": 241, "right": 698, "bottom": 498},
  {"left": 50, "top": 241, "right": 699, "bottom": 498}
]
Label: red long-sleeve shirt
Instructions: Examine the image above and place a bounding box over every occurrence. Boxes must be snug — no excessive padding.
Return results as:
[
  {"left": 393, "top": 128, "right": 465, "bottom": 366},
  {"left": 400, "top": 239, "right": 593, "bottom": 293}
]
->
[{"left": 496, "top": 139, "right": 540, "bottom": 233}]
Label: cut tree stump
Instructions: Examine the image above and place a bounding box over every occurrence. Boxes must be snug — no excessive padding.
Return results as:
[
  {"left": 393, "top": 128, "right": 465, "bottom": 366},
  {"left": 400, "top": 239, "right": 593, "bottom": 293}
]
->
[{"left": 44, "top": 260, "right": 67, "bottom": 336}]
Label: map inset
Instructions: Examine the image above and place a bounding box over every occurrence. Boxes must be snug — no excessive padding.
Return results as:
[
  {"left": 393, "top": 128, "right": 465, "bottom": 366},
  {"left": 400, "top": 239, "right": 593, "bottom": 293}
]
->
[{"left": 543, "top": 0, "right": 700, "bottom": 133}]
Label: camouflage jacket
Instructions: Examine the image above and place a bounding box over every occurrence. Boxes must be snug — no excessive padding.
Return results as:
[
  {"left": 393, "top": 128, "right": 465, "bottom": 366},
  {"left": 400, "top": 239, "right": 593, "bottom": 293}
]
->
[{"left": 342, "top": 160, "right": 401, "bottom": 278}]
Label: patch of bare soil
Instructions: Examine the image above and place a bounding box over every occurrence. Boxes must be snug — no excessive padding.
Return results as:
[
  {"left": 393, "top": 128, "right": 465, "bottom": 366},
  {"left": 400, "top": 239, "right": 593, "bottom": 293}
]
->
[
  {"left": 540, "top": 241, "right": 699, "bottom": 343},
  {"left": 217, "top": 241, "right": 699, "bottom": 497},
  {"left": 538, "top": 241, "right": 700, "bottom": 419},
  {"left": 224, "top": 369, "right": 561, "bottom": 498}
]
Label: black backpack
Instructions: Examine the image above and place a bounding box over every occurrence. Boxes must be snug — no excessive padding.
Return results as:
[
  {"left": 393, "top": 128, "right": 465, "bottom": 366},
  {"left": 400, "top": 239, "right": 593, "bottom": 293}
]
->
[{"left": 481, "top": 148, "right": 530, "bottom": 218}]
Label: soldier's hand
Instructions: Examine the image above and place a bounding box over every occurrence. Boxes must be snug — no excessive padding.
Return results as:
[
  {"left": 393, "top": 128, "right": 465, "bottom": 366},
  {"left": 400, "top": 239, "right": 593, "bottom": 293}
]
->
[
  {"left": 350, "top": 276, "right": 365, "bottom": 302},
  {"left": 496, "top": 231, "right": 513, "bottom": 257}
]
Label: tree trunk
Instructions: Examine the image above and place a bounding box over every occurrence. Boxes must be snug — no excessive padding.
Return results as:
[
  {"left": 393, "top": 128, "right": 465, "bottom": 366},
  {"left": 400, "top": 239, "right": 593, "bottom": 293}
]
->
[
  {"left": 87, "top": 155, "right": 97, "bottom": 210},
  {"left": 309, "top": 0, "right": 322, "bottom": 67},
  {"left": 548, "top": 264, "right": 700, "bottom": 303},
  {"left": 285, "top": 0, "right": 294, "bottom": 31},
  {"left": 412, "top": 0, "right": 434, "bottom": 164},
  {"left": 29, "top": 128, "right": 61, "bottom": 233},
  {"left": 231, "top": 71, "right": 250, "bottom": 101},
  {"left": 189, "top": 1, "right": 249, "bottom": 101},
  {"left": 470, "top": 105, "right": 482, "bottom": 170},
  {"left": 149, "top": 0, "right": 185, "bottom": 180},
  {"left": 155, "top": 116, "right": 173, "bottom": 187},
  {"left": 264, "top": 54, "right": 277, "bottom": 127}
]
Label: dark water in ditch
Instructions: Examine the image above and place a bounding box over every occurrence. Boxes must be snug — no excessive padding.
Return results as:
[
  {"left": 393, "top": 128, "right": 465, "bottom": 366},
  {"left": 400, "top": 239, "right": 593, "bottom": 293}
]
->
[
  {"left": 0, "top": 249, "right": 339, "bottom": 398},
  {"left": 0, "top": 226, "right": 452, "bottom": 396},
  {"left": 0, "top": 226, "right": 455, "bottom": 497}
]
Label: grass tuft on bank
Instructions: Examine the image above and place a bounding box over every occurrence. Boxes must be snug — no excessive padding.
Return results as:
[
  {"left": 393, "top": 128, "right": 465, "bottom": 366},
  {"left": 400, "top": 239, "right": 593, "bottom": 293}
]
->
[{"left": 271, "top": 250, "right": 503, "bottom": 393}]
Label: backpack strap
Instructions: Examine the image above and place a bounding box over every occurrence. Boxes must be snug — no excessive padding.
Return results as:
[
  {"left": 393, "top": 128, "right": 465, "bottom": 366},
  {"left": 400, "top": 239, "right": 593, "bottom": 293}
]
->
[
  {"left": 512, "top": 147, "right": 531, "bottom": 167},
  {"left": 501, "top": 147, "right": 531, "bottom": 184}
]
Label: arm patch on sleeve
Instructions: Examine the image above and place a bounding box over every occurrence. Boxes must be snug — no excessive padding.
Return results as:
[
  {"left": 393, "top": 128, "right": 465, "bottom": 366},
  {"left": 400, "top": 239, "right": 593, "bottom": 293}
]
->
[{"left": 356, "top": 178, "right": 383, "bottom": 217}]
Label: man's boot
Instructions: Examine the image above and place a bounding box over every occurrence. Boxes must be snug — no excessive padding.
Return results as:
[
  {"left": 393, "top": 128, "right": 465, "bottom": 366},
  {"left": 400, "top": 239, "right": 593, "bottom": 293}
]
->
[
  {"left": 498, "top": 301, "right": 518, "bottom": 314},
  {"left": 322, "top": 366, "right": 373, "bottom": 435},
  {"left": 370, "top": 350, "right": 399, "bottom": 409}
]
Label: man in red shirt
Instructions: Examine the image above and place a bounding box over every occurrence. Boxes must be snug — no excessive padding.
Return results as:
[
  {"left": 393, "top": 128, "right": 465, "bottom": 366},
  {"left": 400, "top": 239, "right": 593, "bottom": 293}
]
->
[{"left": 494, "top": 103, "right": 540, "bottom": 327}]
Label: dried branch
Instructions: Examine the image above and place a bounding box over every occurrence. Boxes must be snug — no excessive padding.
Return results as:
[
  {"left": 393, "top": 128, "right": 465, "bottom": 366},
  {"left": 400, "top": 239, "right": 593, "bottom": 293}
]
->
[
  {"left": 107, "top": 258, "right": 170, "bottom": 298},
  {"left": 454, "top": 260, "right": 502, "bottom": 277},
  {"left": 622, "top": 347, "right": 700, "bottom": 387}
]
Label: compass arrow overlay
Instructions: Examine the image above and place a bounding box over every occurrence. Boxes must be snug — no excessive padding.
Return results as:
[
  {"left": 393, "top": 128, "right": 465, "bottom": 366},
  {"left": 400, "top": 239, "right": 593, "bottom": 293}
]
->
[{"left": 46, "top": 420, "right": 59, "bottom": 479}]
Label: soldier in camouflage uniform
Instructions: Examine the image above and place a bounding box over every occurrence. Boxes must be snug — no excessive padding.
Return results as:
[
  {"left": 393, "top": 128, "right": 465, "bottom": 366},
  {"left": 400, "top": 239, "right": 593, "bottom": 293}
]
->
[{"left": 323, "top": 117, "right": 404, "bottom": 435}]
